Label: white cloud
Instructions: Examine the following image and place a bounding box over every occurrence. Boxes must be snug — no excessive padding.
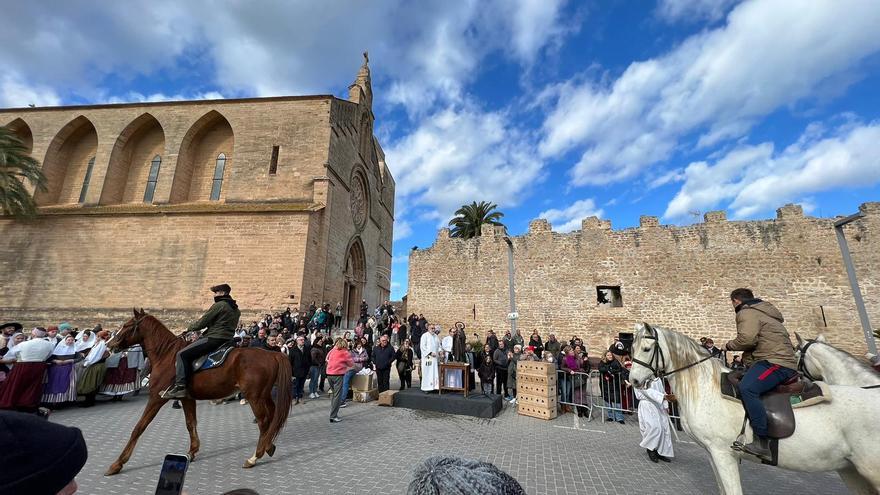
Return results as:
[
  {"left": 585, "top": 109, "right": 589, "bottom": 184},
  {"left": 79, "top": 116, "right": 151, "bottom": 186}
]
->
[
  {"left": 648, "top": 168, "right": 685, "bottom": 189},
  {"left": 539, "top": 0, "right": 880, "bottom": 186},
  {"left": 664, "top": 120, "right": 880, "bottom": 219},
  {"left": 102, "top": 91, "right": 225, "bottom": 104},
  {"left": 0, "top": 1, "right": 574, "bottom": 117},
  {"left": 392, "top": 219, "right": 413, "bottom": 241},
  {"left": 538, "top": 198, "right": 603, "bottom": 232},
  {"left": 385, "top": 103, "right": 545, "bottom": 221},
  {"left": 656, "top": 0, "right": 738, "bottom": 23},
  {"left": 0, "top": 73, "right": 61, "bottom": 108}
]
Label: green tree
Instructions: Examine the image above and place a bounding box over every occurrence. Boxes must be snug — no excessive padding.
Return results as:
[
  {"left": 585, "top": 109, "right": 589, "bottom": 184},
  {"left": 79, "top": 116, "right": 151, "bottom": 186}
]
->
[
  {"left": 448, "top": 200, "right": 505, "bottom": 239},
  {"left": 0, "top": 126, "right": 45, "bottom": 218}
]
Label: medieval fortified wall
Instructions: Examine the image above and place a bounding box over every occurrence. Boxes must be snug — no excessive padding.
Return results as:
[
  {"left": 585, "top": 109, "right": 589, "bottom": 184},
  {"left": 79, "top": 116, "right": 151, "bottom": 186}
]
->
[{"left": 408, "top": 203, "right": 879, "bottom": 356}]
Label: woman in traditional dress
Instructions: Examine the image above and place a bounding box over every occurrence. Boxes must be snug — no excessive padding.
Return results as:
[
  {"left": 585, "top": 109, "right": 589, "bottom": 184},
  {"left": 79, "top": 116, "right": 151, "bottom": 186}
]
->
[
  {"left": 0, "top": 332, "right": 26, "bottom": 384},
  {"left": 100, "top": 344, "right": 145, "bottom": 401},
  {"left": 77, "top": 330, "right": 110, "bottom": 407},
  {"left": 42, "top": 334, "right": 82, "bottom": 408}
]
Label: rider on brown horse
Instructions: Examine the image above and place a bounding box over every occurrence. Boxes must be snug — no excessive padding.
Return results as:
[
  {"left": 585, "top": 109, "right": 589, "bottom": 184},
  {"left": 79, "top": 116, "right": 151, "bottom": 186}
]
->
[{"left": 161, "top": 283, "right": 241, "bottom": 399}]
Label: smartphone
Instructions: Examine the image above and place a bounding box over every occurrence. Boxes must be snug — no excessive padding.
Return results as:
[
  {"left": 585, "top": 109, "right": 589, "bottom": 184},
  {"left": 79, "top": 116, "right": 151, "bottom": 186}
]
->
[{"left": 155, "top": 453, "right": 190, "bottom": 495}]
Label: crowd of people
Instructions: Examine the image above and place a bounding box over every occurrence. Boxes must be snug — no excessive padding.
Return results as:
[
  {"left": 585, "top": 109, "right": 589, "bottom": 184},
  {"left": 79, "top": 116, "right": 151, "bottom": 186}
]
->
[{"left": 0, "top": 322, "right": 145, "bottom": 414}]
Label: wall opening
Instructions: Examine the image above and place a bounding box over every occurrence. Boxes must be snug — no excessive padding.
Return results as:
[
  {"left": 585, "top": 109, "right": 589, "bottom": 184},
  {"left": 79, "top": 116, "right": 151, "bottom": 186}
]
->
[
  {"left": 597, "top": 286, "right": 623, "bottom": 307},
  {"left": 143, "top": 155, "right": 162, "bottom": 203},
  {"left": 269, "top": 145, "right": 279, "bottom": 175}
]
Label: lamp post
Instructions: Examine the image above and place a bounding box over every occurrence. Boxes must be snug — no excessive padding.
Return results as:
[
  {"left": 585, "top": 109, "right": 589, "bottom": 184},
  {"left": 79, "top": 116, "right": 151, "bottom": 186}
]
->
[
  {"left": 503, "top": 236, "right": 519, "bottom": 338},
  {"left": 834, "top": 211, "right": 877, "bottom": 355}
]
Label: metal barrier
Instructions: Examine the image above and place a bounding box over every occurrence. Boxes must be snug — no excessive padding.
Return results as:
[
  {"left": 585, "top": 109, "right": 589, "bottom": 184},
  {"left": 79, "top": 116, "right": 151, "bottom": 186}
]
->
[{"left": 556, "top": 369, "right": 682, "bottom": 427}]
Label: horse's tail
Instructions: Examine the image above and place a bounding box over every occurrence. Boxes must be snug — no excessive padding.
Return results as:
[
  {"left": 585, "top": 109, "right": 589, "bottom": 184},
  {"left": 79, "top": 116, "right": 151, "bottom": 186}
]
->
[{"left": 267, "top": 353, "right": 292, "bottom": 444}]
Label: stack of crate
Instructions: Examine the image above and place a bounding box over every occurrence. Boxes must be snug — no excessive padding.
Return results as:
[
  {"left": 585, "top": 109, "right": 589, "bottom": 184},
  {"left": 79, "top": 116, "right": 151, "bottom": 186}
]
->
[{"left": 516, "top": 360, "right": 558, "bottom": 420}]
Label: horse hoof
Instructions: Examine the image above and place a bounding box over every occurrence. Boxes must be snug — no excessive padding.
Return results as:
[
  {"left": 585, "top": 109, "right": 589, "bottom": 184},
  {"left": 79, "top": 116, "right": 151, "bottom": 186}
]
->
[
  {"left": 243, "top": 460, "right": 256, "bottom": 469},
  {"left": 267, "top": 445, "right": 276, "bottom": 457},
  {"left": 104, "top": 464, "right": 122, "bottom": 476}
]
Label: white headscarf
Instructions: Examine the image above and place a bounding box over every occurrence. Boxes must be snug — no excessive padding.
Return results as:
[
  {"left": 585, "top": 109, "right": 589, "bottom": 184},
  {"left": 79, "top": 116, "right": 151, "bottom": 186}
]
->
[
  {"left": 53, "top": 337, "right": 78, "bottom": 357},
  {"left": 76, "top": 332, "right": 95, "bottom": 352},
  {"left": 7, "top": 332, "right": 23, "bottom": 354},
  {"left": 83, "top": 337, "right": 108, "bottom": 367}
]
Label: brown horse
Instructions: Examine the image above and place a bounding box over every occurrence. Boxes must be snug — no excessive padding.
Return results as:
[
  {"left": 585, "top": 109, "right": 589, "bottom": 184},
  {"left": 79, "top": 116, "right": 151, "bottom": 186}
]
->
[{"left": 104, "top": 309, "right": 292, "bottom": 475}]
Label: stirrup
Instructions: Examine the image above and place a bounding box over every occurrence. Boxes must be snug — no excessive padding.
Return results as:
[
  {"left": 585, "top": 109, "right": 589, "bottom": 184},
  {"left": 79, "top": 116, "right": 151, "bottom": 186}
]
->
[{"left": 730, "top": 433, "right": 747, "bottom": 452}]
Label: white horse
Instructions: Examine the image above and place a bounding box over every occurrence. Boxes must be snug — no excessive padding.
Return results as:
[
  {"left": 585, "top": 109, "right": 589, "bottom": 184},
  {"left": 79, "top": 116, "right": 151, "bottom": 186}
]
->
[
  {"left": 627, "top": 323, "right": 880, "bottom": 495},
  {"left": 794, "top": 333, "right": 880, "bottom": 388}
]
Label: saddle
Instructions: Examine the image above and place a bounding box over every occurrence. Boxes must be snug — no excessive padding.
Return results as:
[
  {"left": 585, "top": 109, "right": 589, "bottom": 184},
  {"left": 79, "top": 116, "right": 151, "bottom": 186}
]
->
[
  {"left": 192, "top": 341, "right": 236, "bottom": 373},
  {"left": 721, "top": 370, "right": 828, "bottom": 439}
]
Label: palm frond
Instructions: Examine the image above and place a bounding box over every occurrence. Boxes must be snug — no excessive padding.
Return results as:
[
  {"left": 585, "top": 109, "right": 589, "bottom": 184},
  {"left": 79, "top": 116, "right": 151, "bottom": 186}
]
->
[{"left": 0, "top": 126, "right": 45, "bottom": 218}]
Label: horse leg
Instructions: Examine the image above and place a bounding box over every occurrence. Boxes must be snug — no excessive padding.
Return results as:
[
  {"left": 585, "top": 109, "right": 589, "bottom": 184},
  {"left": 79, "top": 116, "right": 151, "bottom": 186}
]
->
[
  {"left": 181, "top": 399, "right": 201, "bottom": 462},
  {"left": 243, "top": 398, "right": 270, "bottom": 468},
  {"left": 837, "top": 463, "right": 878, "bottom": 495},
  {"left": 105, "top": 397, "right": 167, "bottom": 476},
  {"left": 707, "top": 449, "right": 743, "bottom": 495}
]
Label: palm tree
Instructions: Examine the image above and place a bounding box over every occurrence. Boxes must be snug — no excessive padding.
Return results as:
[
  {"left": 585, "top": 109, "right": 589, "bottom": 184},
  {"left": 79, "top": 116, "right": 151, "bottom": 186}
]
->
[
  {"left": 448, "top": 201, "right": 505, "bottom": 239},
  {"left": 0, "top": 125, "right": 45, "bottom": 218}
]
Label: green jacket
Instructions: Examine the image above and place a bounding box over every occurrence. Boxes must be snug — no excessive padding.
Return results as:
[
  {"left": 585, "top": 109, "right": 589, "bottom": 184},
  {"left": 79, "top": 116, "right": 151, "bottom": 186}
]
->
[
  {"left": 726, "top": 300, "right": 797, "bottom": 370},
  {"left": 187, "top": 297, "right": 241, "bottom": 340}
]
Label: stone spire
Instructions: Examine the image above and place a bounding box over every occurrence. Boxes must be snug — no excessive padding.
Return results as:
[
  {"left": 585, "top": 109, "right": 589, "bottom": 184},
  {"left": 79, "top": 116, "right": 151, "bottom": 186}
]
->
[{"left": 348, "top": 51, "right": 372, "bottom": 109}]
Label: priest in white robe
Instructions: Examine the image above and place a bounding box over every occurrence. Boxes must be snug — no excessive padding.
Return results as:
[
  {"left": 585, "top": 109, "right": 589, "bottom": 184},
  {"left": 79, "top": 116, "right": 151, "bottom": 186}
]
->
[
  {"left": 634, "top": 378, "right": 674, "bottom": 462},
  {"left": 420, "top": 326, "right": 441, "bottom": 392}
]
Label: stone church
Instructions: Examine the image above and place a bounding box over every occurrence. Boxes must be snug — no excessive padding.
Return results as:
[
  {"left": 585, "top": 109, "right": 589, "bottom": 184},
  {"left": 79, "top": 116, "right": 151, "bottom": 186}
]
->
[{"left": 0, "top": 55, "right": 394, "bottom": 329}]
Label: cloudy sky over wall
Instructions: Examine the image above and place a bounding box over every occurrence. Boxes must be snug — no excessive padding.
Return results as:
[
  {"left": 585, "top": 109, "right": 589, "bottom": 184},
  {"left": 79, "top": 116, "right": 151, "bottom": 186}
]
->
[{"left": 2, "top": 0, "right": 879, "bottom": 299}]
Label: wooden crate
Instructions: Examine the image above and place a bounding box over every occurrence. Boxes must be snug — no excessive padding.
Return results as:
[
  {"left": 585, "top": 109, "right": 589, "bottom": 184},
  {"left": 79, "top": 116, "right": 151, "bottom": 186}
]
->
[
  {"left": 517, "top": 373, "right": 558, "bottom": 387},
  {"left": 517, "top": 393, "right": 558, "bottom": 409},
  {"left": 517, "top": 361, "right": 556, "bottom": 376},
  {"left": 378, "top": 390, "right": 397, "bottom": 406},
  {"left": 517, "top": 402, "right": 558, "bottom": 420},
  {"left": 518, "top": 382, "right": 557, "bottom": 397},
  {"left": 353, "top": 389, "right": 378, "bottom": 403}
]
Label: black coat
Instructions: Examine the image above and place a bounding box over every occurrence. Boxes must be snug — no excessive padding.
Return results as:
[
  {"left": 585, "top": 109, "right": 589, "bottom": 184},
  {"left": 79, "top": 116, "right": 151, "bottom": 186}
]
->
[
  {"left": 598, "top": 359, "right": 627, "bottom": 402},
  {"left": 372, "top": 343, "right": 396, "bottom": 370},
  {"left": 289, "top": 345, "right": 311, "bottom": 378}
]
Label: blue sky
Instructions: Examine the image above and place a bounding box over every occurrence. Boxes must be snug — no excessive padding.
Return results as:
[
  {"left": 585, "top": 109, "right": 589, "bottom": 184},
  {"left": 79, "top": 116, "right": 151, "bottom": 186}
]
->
[{"left": 2, "top": 0, "right": 879, "bottom": 300}]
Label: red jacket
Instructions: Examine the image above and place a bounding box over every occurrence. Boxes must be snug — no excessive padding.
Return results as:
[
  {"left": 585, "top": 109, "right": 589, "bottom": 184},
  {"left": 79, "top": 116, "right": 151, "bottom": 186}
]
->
[{"left": 326, "top": 347, "right": 354, "bottom": 376}]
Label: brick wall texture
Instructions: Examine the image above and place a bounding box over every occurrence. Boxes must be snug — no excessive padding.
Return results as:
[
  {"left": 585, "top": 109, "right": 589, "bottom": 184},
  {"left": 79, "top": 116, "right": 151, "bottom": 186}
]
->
[
  {"left": 0, "top": 60, "right": 394, "bottom": 331},
  {"left": 408, "top": 203, "right": 880, "bottom": 357}
]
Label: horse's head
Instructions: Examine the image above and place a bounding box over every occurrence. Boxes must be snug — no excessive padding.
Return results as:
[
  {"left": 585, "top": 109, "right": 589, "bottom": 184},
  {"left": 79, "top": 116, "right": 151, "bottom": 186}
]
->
[
  {"left": 628, "top": 322, "right": 667, "bottom": 388},
  {"left": 108, "top": 308, "right": 149, "bottom": 352},
  {"left": 794, "top": 332, "right": 826, "bottom": 381}
]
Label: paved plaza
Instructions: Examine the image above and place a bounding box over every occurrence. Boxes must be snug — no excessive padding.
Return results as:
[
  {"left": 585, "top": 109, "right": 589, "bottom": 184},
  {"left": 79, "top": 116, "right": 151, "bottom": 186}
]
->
[{"left": 51, "top": 383, "right": 846, "bottom": 495}]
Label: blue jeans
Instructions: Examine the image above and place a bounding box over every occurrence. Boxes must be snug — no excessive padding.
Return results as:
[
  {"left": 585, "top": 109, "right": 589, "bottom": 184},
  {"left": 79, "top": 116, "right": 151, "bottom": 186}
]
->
[
  {"left": 308, "top": 366, "right": 320, "bottom": 395},
  {"left": 738, "top": 360, "right": 797, "bottom": 438},
  {"left": 340, "top": 369, "right": 356, "bottom": 402},
  {"left": 292, "top": 376, "right": 306, "bottom": 399},
  {"left": 560, "top": 374, "right": 572, "bottom": 403},
  {"left": 605, "top": 401, "right": 624, "bottom": 421}
]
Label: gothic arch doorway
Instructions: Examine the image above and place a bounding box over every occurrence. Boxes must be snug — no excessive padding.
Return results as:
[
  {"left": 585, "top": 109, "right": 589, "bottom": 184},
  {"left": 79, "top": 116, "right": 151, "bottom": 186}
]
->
[{"left": 342, "top": 237, "right": 366, "bottom": 328}]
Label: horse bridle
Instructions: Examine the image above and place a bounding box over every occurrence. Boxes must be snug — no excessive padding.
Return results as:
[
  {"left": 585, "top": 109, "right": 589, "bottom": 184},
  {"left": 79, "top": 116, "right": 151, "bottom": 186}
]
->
[
  {"left": 631, "top": 323, "right": 714, "bottom": 379},
  {"left": 796, "top": 338, "right": 820, "bottom": 381}
]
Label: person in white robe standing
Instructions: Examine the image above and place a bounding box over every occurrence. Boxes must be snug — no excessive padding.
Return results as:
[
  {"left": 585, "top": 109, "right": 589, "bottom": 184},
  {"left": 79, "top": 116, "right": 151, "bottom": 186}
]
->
[
  {"left": 634, "top": 377, "right": 674, "bottom": 463},
  {"left": 420, "top": 326, "right": 441, "bottom": 392}
]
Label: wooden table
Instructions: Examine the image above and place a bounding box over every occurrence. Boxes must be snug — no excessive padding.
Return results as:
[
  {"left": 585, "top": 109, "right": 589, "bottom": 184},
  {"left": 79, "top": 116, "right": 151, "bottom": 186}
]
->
[{"left": 439, "top": 362, "right": 470, "bottom": 398}]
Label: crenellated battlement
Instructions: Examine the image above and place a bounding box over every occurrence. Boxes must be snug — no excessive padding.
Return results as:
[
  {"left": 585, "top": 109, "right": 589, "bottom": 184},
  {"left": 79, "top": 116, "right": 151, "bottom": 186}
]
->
[{"left": 410, "top": 202, "right": 878, "bottom": 358}]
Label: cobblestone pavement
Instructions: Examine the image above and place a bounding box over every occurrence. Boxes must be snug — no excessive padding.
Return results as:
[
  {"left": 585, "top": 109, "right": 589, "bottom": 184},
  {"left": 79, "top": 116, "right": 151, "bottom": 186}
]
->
[{"left": 51, "top": 384, "right": 846, "bottom": 495}]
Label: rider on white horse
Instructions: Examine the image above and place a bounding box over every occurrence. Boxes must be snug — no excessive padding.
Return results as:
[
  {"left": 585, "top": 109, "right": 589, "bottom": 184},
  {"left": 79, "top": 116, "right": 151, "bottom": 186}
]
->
[{"left": 724, "top": 288, "right": 799, "bottom": 460}]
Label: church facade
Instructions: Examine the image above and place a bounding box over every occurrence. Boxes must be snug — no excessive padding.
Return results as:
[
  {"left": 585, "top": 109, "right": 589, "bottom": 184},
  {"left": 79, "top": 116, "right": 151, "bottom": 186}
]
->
[{"left": 0, "top": 57, "right": 394, "bottom": 329}]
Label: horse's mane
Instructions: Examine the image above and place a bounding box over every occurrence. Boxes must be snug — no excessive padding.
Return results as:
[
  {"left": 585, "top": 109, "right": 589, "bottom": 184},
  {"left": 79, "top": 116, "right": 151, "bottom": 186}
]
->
[
  {"left": 141, "top": 314, "right": 185, "bottom": 358},
  {"left": 809, "top": 339, "right": 878, "bottom": 376}
]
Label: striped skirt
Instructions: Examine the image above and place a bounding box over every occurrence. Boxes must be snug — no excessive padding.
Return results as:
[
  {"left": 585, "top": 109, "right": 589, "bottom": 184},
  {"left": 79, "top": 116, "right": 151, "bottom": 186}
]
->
[{"left": 42, "top": 362, "right": 77, "bottom": 403}]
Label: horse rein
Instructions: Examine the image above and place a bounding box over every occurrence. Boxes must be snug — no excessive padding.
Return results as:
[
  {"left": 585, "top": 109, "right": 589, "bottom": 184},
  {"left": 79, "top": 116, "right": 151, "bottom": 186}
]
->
[
  {"left": 631, "top": 323, "right": 714, "bottom": 379},
  {"left": 797, "top": 338, "right": 880, "bottom": 389}
]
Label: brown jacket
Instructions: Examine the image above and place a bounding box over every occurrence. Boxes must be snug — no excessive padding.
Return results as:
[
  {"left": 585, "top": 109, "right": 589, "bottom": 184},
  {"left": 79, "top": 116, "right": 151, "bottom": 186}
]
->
[{"left": 725, "top": 300, "right": 798, "bottom": 370}]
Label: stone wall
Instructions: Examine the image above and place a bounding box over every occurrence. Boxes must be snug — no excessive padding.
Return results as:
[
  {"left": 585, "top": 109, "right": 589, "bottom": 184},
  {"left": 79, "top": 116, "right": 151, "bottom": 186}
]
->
[{"left": 408, "top": 203, "right": 880, "bottom": 356}]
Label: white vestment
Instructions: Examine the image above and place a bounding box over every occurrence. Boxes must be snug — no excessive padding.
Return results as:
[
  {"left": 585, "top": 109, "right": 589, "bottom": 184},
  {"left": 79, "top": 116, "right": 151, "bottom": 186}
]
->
[
  {"left": 634, "top": 378, "right": 674, "bottom": 457},
  {"left": 441, "top": 335, "right": 453, "bottom": 361},
  {"left": 420, "top": 332, "right": 440, "bottom": 391}
]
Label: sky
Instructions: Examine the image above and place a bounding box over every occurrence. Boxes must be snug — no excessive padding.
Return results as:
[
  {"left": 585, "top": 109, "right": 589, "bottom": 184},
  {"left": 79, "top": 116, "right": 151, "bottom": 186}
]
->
[{"left": 2, "top": 0, "right": 879, "bottom": 300}]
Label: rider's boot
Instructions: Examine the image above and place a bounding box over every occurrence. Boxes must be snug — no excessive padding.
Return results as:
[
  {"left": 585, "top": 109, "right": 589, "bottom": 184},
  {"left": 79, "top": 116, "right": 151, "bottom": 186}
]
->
[
  {"left": 742, "top": 436, "right": 771, "bottom": 460},
  {"left": 161, "top": 382, "right": 188, "bottom": 399}
]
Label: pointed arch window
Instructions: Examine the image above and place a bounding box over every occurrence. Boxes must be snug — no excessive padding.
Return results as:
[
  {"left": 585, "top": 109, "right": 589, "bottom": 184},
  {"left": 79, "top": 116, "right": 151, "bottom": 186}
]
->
[
  {"left": 78, "top": 156, "right": 96, "bottom": 203},
  {"left": 210, "top": 153, "right": 227, "bottom": 200},
  {"left": 143, "top": 155, "right": 162, "bottom": 203}
]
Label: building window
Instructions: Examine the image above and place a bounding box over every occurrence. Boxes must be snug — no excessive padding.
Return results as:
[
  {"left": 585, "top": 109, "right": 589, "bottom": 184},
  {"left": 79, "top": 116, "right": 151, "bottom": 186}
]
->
[
  {"left": 78, "top": 156, "right": 96, "bottom": 203},
  {"left": 597, "top": 286, "right": 623, "bottom": 307},
  {"left": 143, "top": 155, "right": 161, "bottom": 203},
  {"left": 269, "top": 145, "right": 279, "bottom": 175},
  {"left": 210, "top": 153, "right": 226, "bottom": 201}
]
